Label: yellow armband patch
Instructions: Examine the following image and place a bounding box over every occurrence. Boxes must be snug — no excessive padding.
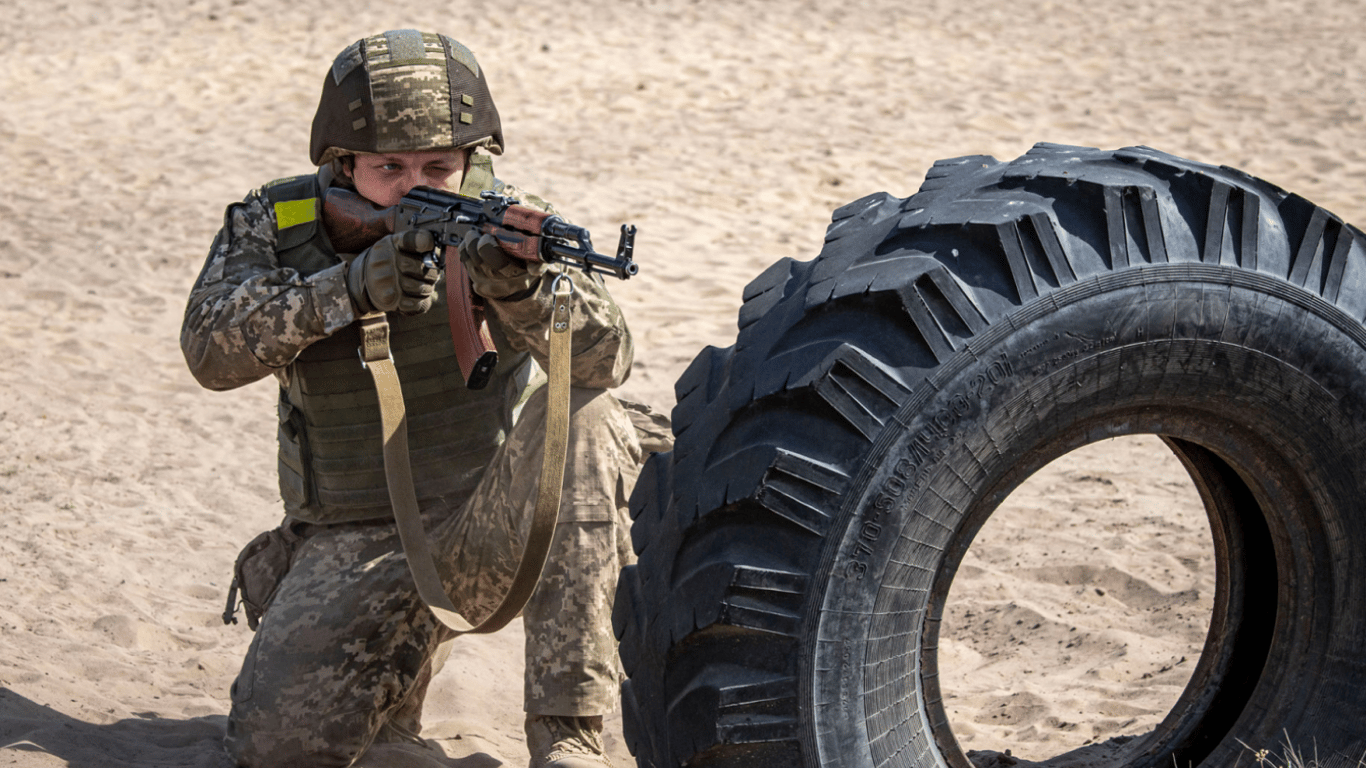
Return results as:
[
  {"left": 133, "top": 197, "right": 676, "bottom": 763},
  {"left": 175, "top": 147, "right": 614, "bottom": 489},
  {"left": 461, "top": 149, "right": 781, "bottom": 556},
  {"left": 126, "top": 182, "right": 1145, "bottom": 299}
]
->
[{"left": 274, "top": 198, "right": 318, "bottom": 230}]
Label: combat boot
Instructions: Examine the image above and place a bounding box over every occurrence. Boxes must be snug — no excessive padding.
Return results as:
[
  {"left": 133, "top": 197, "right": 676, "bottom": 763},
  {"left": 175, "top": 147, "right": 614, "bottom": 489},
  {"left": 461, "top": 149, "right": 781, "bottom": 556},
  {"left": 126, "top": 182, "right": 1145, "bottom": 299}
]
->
[{"left": 525, "top": 714, "right": 613, "bottom": 768}]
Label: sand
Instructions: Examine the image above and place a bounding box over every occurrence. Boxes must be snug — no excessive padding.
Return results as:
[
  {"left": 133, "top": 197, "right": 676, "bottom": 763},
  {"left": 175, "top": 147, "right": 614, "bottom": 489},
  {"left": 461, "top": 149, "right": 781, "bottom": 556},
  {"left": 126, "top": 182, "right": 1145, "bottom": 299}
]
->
[{"left": 2, "top": 0, "right": 1363, "bottom": 765}]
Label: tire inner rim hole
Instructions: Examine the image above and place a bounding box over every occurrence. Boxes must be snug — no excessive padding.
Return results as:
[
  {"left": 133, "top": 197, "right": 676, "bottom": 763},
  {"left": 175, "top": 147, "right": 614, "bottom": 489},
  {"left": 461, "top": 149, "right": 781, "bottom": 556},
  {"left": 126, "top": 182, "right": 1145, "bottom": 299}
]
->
[{"left": 938, "top": 434, "right": 1216, "bottom": 766}]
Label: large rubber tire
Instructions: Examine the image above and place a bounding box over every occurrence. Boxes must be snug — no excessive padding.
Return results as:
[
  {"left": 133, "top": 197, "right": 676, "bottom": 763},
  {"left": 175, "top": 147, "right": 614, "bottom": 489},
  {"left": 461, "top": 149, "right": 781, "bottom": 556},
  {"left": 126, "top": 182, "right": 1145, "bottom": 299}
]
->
[{"left": 613, "top": 143, "right": 1366, "bottom": 768}]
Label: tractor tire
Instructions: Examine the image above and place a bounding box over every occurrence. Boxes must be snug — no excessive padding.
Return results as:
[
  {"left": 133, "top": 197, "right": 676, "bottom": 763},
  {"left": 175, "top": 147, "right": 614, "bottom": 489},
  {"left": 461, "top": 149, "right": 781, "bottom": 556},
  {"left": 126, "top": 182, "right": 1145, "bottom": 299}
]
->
[{"left": 612, "top": 143, "right": 1366, "bottom": 768}]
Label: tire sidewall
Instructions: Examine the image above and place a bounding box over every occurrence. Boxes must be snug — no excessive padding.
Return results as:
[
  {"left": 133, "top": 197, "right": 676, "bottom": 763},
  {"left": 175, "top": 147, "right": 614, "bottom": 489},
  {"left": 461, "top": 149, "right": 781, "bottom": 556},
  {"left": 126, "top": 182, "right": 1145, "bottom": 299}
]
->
[{"left": 806, "top": 265, "right": 1366, "bottom": 768}]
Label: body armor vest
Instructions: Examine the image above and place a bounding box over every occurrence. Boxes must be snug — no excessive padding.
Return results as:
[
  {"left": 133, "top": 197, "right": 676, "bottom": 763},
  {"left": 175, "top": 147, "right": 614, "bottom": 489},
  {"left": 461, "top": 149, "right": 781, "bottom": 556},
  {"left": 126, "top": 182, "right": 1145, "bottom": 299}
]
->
[{"left": 266, "top": 162, "right": 532, "bottom": 524}]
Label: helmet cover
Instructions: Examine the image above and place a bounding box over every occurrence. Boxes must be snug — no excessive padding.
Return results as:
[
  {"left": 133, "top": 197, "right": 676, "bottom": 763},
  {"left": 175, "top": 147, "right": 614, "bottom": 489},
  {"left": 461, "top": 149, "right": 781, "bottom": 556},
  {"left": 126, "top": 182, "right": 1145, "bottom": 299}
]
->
[{"left": 310, "top": 29, "right": 504, "bottom": 165}]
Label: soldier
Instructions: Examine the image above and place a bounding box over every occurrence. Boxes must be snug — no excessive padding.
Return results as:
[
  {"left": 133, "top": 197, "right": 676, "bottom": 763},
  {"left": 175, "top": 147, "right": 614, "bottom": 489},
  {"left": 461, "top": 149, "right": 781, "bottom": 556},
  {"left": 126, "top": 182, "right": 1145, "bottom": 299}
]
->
[{"left": 181, "top": 29, "right": 640, "bottom": 768}]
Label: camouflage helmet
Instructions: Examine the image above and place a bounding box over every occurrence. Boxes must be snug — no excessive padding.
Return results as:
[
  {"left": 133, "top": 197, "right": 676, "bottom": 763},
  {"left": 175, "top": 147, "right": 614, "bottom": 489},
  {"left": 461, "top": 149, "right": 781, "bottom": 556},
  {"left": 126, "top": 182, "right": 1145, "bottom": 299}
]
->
[{"left": 310, "top": 29, "right": 504, "bottom": 165}]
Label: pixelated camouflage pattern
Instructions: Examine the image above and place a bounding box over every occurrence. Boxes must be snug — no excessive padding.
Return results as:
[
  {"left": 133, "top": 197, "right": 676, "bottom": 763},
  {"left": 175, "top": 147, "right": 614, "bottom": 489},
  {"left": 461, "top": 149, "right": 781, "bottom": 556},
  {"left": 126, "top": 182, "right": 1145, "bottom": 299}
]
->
[
  {"left": 182, "top": 190, "right": 356, "bottom": 391},
  {"left": 181, "top": 168, "right": 631, "bottom": 394},
  {"left": 489, "top": 267, "right": 634, "bottom": 391},
  {"left": 525, "top": 715, "right": 611, "bottom": 767},
  {"left": 225, "top": 388, "right": 641, "bottom": 766},
  {"left": 469, "top": 179, "right": 634, "bottom": 391},
  {"left": 366, "top": 32, "right": 456, "bottom": 155},
  {"left": 311, "top": 30, "right": 503, "bottom": 164},
  {"left": 191, "top": 155, "right": 638, "bottom": 764},
  {"left": 512, "top": 389, "right": 638, "bottom": 713},
  {"left": 492, "top": 179, "right": 559, "bottom": 217}
]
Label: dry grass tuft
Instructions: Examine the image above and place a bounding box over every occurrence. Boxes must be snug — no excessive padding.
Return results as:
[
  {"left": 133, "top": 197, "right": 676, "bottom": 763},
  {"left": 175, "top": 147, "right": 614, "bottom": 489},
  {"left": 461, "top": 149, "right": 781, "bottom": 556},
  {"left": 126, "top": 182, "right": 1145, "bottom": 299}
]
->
[{"left": 1234, "top": 735, "right": 1366, "bottom": 768}]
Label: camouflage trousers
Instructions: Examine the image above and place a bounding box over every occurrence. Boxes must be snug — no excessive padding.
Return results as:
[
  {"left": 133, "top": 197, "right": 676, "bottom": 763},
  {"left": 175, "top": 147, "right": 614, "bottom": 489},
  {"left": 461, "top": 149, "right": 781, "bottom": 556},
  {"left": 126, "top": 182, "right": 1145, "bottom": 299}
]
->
[{"left": 225, "top": 387, "right": 641, "bottom": 767}]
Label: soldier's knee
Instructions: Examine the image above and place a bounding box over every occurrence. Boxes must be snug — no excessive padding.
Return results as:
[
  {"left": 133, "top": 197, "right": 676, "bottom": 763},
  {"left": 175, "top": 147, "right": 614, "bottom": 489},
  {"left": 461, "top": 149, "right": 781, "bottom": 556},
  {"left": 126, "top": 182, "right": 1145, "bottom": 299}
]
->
[
  {"left": 568, "top": 387, "right": 619, "bottom": 421},
  {"left": 567, "top": 389, "right": 641, "bottom": 461},
  {"left": 566, "top": 388, "right": 632, "bottom": 434}
]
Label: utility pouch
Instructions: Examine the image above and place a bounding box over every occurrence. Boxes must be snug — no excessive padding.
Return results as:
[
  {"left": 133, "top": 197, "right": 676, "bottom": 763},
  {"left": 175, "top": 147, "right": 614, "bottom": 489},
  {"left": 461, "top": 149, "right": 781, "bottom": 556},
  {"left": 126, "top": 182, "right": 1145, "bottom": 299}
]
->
[{"left": 223, "top": 524, "right": 302, "bottom": 630}]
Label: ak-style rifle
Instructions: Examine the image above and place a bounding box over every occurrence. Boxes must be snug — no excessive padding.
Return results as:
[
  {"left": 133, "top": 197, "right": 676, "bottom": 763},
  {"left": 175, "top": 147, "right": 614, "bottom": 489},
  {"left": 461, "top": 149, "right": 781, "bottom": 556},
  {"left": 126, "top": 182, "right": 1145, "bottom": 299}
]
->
[{"left": 323, "top": 185, "right": 637, "bottom": 388}]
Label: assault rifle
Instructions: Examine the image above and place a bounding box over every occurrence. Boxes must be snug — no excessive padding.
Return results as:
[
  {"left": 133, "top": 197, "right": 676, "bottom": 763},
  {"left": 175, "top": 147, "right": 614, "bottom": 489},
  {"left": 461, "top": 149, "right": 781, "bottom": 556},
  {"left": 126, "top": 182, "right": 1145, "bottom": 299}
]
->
[{"left": 323, "top": 185, "right": 638, "bottom": 388}]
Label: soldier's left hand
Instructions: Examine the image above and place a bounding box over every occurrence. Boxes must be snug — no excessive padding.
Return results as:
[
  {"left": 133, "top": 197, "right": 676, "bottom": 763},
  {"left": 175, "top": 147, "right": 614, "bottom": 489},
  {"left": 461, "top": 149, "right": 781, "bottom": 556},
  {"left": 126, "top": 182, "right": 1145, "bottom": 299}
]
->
[{"left": 458, "top": 232, "right": 544, "bottom": 300}]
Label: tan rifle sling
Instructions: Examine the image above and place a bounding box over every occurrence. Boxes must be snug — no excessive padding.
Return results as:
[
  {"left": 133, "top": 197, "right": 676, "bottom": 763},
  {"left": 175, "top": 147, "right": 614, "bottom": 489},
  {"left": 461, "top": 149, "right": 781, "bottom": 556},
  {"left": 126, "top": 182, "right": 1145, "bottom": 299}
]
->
[{"left": 358, "top": 275, "right": 574, "bottom": 634}]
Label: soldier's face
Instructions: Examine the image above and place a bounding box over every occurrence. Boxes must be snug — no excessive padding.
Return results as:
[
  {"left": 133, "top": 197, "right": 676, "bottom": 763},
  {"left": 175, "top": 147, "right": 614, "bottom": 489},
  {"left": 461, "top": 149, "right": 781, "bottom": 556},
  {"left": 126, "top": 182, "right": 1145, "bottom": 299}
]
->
[{"left": 350, "top": 149, "right": 468, "bottom": 207}]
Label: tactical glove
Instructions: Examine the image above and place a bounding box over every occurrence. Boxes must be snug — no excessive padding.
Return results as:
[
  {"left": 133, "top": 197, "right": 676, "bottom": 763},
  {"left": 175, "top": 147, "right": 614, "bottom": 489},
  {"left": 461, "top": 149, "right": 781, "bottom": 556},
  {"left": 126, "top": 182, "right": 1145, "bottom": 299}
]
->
[
  {"left": 458, "top": 232, "right": 545, "bottom": 300},
  {"left": 347, "top": 230, "right": 440, "bottom": 315}
]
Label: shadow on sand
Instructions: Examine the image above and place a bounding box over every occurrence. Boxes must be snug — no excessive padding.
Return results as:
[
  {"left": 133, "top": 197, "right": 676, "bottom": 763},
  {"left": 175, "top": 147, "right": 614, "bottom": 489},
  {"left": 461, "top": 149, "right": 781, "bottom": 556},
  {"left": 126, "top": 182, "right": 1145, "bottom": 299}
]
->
[
  {"left": 0, "top": 688, "right": 501, "bottom": 768},
  {"left": 0, "top": 687, "right": 233, "bottom": 768}
]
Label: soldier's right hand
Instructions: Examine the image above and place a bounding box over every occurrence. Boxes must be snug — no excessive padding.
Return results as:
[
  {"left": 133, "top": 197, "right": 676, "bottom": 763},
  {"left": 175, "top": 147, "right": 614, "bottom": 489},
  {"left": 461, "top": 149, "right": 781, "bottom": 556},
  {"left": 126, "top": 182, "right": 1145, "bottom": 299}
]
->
[{"left": 346, "top": 230, "right": 440, "bottom": 315}]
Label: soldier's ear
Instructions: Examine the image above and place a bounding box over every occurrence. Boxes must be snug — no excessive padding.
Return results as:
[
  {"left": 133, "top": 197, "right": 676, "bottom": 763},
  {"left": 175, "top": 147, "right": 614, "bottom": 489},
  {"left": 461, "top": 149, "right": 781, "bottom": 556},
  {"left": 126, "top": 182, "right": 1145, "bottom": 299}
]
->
[{"left": 330, "top": 155, "right": 355, "bottom": 182}]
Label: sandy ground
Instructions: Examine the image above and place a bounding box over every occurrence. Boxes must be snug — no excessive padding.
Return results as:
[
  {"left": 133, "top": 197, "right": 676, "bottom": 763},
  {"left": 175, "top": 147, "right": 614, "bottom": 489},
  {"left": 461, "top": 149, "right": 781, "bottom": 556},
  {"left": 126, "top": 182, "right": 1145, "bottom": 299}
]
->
[{"left": 1, "top": 0, "right": 1363, "bottom": 765}]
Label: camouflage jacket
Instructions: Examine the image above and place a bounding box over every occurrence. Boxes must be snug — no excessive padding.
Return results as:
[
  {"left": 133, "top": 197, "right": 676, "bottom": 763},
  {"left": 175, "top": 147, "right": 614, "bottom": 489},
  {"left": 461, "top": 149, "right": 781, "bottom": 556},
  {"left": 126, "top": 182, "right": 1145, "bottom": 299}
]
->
[{"left": 181, "top": 166, "right": 634, "bottom": 394}]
